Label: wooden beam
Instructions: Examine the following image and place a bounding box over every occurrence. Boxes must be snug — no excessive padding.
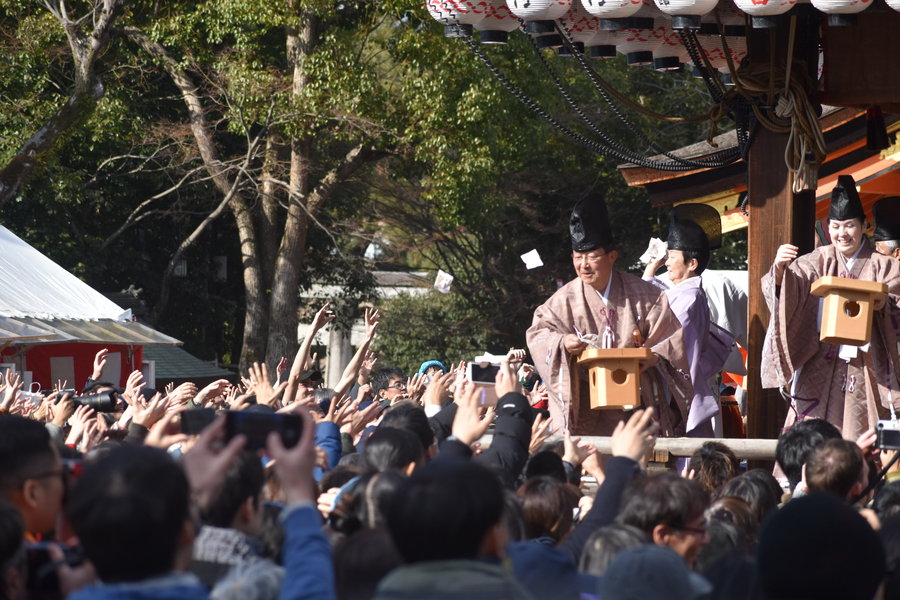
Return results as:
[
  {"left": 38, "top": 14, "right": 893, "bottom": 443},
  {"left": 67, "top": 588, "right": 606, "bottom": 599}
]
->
[
  {"left": 745, "top": 9, "right": 819, "bottom": 441},
  {"left": 479, "top": 435, "right": 778, "bottom": 461}
]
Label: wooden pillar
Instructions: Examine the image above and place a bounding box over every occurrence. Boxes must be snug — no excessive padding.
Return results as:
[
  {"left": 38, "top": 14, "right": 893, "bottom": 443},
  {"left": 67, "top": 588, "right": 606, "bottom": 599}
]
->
[{"left": 745, "top": 9, "right": 819, "bottom": 440}]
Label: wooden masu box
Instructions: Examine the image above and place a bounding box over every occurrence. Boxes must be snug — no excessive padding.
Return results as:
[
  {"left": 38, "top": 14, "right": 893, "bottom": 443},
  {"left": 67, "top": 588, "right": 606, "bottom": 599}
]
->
[
  {"left": 577, "top": 347, "right": 651, "bottom": 410},
  {"left": 810, "top": 276, "right": 887, "bottom": 346}
]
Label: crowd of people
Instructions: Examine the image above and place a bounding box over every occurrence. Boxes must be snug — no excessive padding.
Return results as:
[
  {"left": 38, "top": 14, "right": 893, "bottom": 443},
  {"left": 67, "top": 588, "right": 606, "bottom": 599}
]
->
[
  {"left": 0, "top": 182, "right": 898, "bottom": 599},
  {"left": 0, "top": 318, "right": 896, "bottom": 599}
]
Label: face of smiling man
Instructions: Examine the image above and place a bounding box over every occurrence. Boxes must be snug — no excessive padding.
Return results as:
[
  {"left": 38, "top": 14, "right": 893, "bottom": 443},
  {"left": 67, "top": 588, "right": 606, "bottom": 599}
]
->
[
  {"left": 828, "top": 218, "right": 865, "bottom": 259},
  {"left": 572, "top": 248, "right": 618, "bottom": 292}
]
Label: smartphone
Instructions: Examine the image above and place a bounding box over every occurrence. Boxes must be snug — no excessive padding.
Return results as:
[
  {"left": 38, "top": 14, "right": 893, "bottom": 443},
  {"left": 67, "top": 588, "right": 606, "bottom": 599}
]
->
[
  {"left": 180, "top": 408, "right": 218, "bottom": 435},
  {"left": 467, "top": 363, "right": 500, "bottom": 385},
  {"left": 26, "top": 542, "right": 83, "bottom": 594},
  {"left": 224, "top": 410, "right": 303, "bottom": 451}
]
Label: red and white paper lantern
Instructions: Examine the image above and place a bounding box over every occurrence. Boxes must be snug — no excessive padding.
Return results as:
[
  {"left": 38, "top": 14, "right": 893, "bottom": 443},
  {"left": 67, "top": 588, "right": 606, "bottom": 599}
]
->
[
  {"left": 617, "top": 25, "right": 661, "bottom": 65},
  {"left": 652, "top": 0, "right": 719, "bottom": 30},
  {"left": 475, "top": 0, "right": 521, "bottom": 44},
  {"left": 580, "top": 0, "right": 644, "bottom": 21},
  {"left": 426, "top": 0, "right": 486, "bottom": 36}
]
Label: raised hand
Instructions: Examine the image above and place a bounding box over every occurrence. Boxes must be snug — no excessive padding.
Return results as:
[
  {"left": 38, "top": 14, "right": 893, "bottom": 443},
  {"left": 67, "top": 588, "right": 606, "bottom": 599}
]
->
[
  {"left": 406, "top": 372, "right": 426, "bottom": 403},
  {"left": 529, "top": 412, "right": 553, "bottom": 455},
  {"left": 51, "top": 393, "right": 76, "bottom": 428},
  {"left": 132, "top": 392, "right": 168, "bottom": 429},
  {"left": 92, "top": 348, "right": 109, "bottom": 381},
  {"left": 248, "top": 362, "right": 277, "bottom": 406},
  {"left": 145, "top": 411, "right": 189, "bottom": 450},
  {"left": 275, "top": 356, "right": 288, "bottom": 385},
  {"left": 562, "top": 430, "right": 596, "bottom": 467},
  {"left": 506, "top": 348, "right": 526, "bottom": 371},
  {"left": 123, "top": 370, "right": 145, "bottom": 404},
  {"left": 495, "top": 359, "right": 521, "bottom": 398},
  {"left": 166, "top": 382, "right": 198, "bottom": 408},
  {"left": 773, "top": 243, "right": 799, "bottom": 284},
  {"left": 194, "top": 379, "right": 231, "bottom": 408},
  {"left": 610, "top": 407, "right": 659, "bottom": 463},
  {"left": 358, "top": 350, "right": 377, "bottom": 385},
  {"left": 1, "top": 369, "right": 22, "bottom": 411},
  {"left": 450, "top": 384, "right": 496, "bottom": 446},
  {"left": 65, "top": 404, "right": 96, "bottom": 446},
  {"left": 364, "top": 307, "right": 380, "bottom": 339},
  {"left": 311, "top": 302, "right": 336, "bottom": 333},
  {"left": 422, "top": 371, "right": 454, "bottom": 409}
]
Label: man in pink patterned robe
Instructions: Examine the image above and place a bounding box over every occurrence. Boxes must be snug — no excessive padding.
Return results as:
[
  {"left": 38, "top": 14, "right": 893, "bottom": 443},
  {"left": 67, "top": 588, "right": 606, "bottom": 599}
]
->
[
  {"left": 761, "top": 176, "right": 900, "bottom": 440},
  {"left": 526, "top": 197, "right": 692, "bottom": 436}
]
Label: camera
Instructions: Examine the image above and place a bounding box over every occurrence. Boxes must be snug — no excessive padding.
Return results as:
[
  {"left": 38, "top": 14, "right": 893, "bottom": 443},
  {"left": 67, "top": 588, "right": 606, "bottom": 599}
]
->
[
  {"left": 224, "top": 410, "right": 303, "bottom": 451},
  {"left": 876, "top": 420, "right": 900, "bottom": 451},
  {"left": 73, "top": 390, "right": 120, "bottom": 412}
]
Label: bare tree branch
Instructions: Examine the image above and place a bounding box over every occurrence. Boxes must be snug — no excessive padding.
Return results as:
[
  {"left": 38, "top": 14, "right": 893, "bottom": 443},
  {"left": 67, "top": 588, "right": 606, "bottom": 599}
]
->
[{"left": 0, "top": 0, "right": 131, "bottom": 207}]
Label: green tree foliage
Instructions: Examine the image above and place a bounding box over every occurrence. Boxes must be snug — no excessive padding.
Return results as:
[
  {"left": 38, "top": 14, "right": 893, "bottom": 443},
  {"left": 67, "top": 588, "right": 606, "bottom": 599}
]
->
[{"left": 0, "top": 0, "right": 744, "bottom": 369}]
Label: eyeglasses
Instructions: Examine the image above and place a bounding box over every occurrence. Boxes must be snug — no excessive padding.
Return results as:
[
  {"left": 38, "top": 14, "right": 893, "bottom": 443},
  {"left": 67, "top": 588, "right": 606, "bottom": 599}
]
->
[
  {"left": 573, "top": 252, "right": 608, "bottom": 264},
  {"left": 385, "top": 382, "right": 407, "bottom": 390},
  {"left": 20, "top": 468, "right": 65, "bottom": 487}
]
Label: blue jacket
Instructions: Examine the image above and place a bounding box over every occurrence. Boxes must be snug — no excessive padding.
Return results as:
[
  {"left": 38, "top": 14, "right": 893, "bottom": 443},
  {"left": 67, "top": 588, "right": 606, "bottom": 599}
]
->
[
  {"left": 313, "top": 421, "right": 342, "bottom": 482},
  {"left": 68, "top": 573, "right": 210, "bottom": 600}
]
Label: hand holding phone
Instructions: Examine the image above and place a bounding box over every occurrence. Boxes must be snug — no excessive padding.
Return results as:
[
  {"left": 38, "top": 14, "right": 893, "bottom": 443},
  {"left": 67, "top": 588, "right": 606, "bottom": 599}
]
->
[{"left": 224, "top": 410, "right": 302, "bottom": 451}]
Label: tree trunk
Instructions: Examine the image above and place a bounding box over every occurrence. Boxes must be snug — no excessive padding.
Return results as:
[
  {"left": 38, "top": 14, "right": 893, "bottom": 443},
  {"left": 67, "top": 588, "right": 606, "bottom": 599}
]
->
[{"left": 0, "top": 0, "right": 128, "bottom": 206}]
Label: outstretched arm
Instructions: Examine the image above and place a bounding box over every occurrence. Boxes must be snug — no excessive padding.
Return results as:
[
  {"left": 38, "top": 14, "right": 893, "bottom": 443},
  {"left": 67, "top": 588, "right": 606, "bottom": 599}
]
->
[
  {"left": 332, "top": 308, "right": 379, "bottom": 399},
  {"left": 284, "top": 303, "right": 334, "bottom": 405}
]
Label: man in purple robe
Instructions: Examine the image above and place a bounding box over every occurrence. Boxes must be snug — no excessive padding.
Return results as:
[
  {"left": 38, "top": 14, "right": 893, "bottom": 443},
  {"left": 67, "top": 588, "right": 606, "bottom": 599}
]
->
[
  {"left": 643, "top": 204, "right": 735, "bottom": 437},
  {"left": 526, "top": 196, "right": 692, "bottom": 436},
  {"left": 762, "top": 176, "right": 900, "bottom": 440}
]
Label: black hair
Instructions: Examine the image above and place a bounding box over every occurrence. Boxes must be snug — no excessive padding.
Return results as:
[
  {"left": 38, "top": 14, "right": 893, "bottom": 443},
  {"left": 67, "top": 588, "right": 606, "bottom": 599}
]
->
[
  {"left": 689, "top": 441, "right": 741, "bottom": 495},
  {"left": 681, "top": 247, "right": 710, "bottom": 275},
  {"left": 379, "top": 401, "right": 434, "bottom": 451},
  {"left": 874, "top": 481, "right": 900, "bottom": 522},
  {"left": 718, "top": 473, "right": 780, "bottom": 527},
  {"left": 524, "top": 451, "right": 567, "bottom": 483},
  {"left": 617, "top": 472, "right": 710, "bottom": 534},
  {"left": 67, "top": 445, "right": 189, "bottom": 582},
  {"left": 320, "top": 464, "right": 365, "bottom": 494},
  {"left": 579, "top": 523, "right": 649, "bottom": 576},
  {"left": 775, "top": 418, "right": 842, "bottom": 490},
  {"left": 82, "top": 380, "right": 118, "bottom": 394},
  {"left": 364, "top": 427, "right": 425, "bottom": 473},
  {"left": 518, "top": 476, "right": 581, "bottom": 542},
  {"left": 331, "top": 470, "right": 407, "bottom": 535},
  {"left": 334, "top": 529, "right": 403, "bottom": 600},
  {"left": 387, "top": 459, "right": 503, "bottom": 563},
  {"left": 371, "top": 367, "right": 405, "bottom": 397},
  {"left": 200, "top": 451, "right": 264, "bottom": 528},
  {"left": 0, "top": 415, "right": 56, "bottom": 498}
]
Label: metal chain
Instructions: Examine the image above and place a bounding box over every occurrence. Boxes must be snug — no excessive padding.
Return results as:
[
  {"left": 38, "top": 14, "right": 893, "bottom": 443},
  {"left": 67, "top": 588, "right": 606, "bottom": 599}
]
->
[{"left": 552, "top": 23, "right": 743, "bottom": 169}]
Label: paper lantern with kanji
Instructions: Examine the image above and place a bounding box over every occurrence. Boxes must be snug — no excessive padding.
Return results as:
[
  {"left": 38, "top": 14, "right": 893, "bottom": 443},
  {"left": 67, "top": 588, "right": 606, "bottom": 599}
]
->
[
  {"left": 426, "top": 0, "right": 486, "bottom": 36},
  {"left": 475, "top": 0, "right": 521, "bottom": 44},
  {"left": 506, "top": 0, "right": 573, "bottom": 22},
  {"left": 581, "top": 0, "right": 644, "bottom": 20},
  {"left": 652, "top": 0, "right": 719, "bottom": 30}
]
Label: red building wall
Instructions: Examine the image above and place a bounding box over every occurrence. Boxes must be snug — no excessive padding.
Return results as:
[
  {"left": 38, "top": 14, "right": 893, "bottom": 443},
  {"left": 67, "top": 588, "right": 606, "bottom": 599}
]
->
[{"left": 0, "top": 343, "right": 143, "bottom": 391}]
